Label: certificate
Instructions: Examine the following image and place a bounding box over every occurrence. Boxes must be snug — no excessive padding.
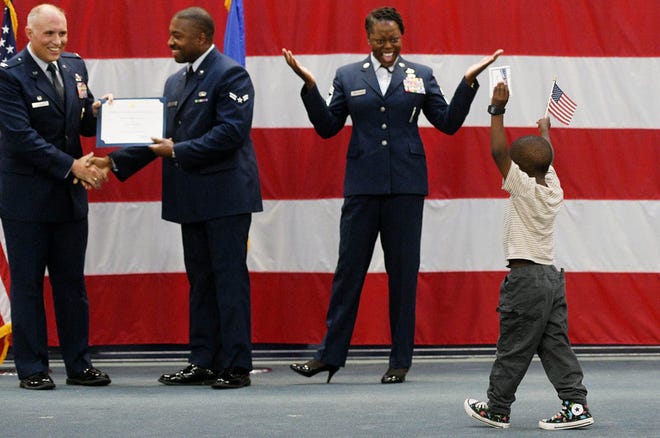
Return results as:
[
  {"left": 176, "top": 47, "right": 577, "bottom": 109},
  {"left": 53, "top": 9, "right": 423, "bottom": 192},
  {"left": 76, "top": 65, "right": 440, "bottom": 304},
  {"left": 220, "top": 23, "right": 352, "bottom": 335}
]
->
[
  {"left": 96, "top": 97, "right": 166, "bottom": 147},
  {"left": 488, "top": 65, "right": 512, "bottom": 98}
]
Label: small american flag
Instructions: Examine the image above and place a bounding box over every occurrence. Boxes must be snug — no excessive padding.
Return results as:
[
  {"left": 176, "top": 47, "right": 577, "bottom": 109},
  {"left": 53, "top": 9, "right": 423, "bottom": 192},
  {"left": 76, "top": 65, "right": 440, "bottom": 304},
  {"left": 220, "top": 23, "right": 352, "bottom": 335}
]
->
[
  {"left": 1, "top": 0, "right": 18, "bottom": 63},
  {"left": 547, "top": 82, "right": 577, "bottom": 125}
]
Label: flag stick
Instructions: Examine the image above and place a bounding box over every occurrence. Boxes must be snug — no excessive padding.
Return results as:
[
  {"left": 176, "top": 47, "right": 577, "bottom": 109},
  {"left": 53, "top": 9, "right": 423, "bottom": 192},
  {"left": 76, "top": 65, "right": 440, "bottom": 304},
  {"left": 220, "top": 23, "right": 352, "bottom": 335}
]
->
[{"left": 544, "top": 76, "right": 557, "bottom": 118}]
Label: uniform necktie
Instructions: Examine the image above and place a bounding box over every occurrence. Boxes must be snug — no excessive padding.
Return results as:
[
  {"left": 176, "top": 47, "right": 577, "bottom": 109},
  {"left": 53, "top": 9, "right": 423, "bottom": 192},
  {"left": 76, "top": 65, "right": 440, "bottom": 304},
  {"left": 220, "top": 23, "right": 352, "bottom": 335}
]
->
[
  {"left": 377, "top": 65, "right": 393, "bottom": 95},
  {"left": 186, "top": 65, "right": 194, "bottom": 85},
  {"left": 47, "top": 63, "right": 64, "bottom": 103}
]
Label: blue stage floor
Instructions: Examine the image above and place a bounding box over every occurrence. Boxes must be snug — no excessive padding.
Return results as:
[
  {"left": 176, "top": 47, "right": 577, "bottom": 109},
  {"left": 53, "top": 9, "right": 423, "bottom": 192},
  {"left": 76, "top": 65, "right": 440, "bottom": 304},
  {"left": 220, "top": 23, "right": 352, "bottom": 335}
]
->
[{"left": 1, "top": 352, "right": 658, "bottom": 437}]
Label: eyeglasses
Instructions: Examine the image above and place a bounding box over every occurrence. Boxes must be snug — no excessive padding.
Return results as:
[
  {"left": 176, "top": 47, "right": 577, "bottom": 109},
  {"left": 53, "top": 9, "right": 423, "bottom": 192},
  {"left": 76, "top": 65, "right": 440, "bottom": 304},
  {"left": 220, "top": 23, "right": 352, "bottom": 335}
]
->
[{"left": 369, "top": 37, "right": 401, "bottom": 46}]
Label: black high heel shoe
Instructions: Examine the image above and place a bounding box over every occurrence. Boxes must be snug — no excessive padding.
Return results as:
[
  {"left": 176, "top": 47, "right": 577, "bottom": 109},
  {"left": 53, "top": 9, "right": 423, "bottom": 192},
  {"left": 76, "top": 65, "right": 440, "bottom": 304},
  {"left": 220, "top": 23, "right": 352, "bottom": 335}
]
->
[{"left": 289, "top": 359, "right": 339, "bottom": 383}]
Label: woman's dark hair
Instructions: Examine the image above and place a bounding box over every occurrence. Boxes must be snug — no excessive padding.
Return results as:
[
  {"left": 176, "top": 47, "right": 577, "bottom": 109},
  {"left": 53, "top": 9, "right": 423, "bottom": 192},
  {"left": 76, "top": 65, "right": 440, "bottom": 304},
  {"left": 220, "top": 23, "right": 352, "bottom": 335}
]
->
[{"left": 365, "top": 7, "right": 404, "bottom": 35}]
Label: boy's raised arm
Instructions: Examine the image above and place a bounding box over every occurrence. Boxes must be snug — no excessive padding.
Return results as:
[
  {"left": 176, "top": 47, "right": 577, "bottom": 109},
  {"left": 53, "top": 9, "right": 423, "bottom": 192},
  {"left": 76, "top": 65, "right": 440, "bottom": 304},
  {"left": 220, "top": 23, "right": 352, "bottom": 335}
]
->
[{"left": 489, "top": 83, "right": 511, "bottom": 178}]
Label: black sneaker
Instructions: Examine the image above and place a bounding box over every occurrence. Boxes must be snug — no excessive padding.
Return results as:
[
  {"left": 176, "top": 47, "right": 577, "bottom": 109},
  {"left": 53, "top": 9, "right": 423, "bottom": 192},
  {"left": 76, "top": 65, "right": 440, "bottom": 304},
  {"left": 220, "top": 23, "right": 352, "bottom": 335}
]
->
[
  {"left": 539, "top": 400, "right": 594, "bottom": 430},
  {"left": 464, "top": 398, "right": 510, "bottom": 429}
]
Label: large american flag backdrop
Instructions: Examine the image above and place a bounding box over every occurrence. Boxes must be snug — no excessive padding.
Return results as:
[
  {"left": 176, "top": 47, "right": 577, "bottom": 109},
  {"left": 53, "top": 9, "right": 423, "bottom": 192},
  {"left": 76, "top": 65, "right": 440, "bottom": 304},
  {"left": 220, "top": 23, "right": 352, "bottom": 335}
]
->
[{"left": 6, "top": 0, "right": 659, "bottom": 348}]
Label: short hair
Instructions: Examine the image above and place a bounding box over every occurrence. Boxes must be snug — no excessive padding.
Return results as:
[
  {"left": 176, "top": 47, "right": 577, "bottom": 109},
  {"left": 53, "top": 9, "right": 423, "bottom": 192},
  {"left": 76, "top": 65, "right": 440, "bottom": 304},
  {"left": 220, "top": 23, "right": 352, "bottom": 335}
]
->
[
  {"left": 509, "top": 135, "right": 553, "bottom": 176},
  {"left": 365, "top": 7, "right": 404, "bottom": 36},
  {"left": 174, "top": 7, "right": 215, "bottom": 41},
  {"left": 27, "top": 4, "right": 65, "bottom": 28}
]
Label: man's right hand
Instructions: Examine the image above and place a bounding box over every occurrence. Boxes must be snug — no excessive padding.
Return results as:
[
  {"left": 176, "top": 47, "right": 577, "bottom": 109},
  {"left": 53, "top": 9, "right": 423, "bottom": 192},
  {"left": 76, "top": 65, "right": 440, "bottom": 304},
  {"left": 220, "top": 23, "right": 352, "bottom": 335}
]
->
[
  {"left": 71, "top": 152, "right": 108, "bottom": 189},
  {"left": 86, "top": 155, "right": 112, "bottom": 172}
]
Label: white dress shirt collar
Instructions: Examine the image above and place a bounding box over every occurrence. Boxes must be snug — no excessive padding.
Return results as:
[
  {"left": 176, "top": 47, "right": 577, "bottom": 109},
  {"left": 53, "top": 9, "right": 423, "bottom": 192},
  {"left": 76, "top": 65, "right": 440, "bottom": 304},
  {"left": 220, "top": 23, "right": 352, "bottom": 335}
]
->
[{"left": 189, "top": 44, "right": 215, "bottom": 73}]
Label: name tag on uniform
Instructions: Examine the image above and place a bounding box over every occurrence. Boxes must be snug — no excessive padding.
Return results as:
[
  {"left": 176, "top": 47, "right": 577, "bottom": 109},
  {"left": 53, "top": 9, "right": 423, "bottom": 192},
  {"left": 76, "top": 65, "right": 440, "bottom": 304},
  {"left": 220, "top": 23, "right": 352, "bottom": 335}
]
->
[
  {"left": 350, "top": 89, "right": 367, "bottom": 97},
  {"left": 32, "top": 101, "right": 50, "bottom": 108}
]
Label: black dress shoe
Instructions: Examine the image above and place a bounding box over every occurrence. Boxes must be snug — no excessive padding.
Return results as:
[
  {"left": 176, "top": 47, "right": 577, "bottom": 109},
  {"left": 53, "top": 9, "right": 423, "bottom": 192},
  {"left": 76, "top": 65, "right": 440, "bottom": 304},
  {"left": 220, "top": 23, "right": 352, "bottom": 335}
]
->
[
  {"left": 211, "top": 367, "right": 251, "bottom": 389},
  {"left": 290, "top": 359, "right": 339, "bottom": 383},
  {"left": 66, "top": 367, "right": 111, "bottom": 386},
  {"left": 158, "top": 364, "right": 218, "bottom": 385},
  {"left": 20, "top": 373, "right": 56, "bottom": 390},
  {"left": 381, "top": 367, "right": 408, "bottom": 384}
]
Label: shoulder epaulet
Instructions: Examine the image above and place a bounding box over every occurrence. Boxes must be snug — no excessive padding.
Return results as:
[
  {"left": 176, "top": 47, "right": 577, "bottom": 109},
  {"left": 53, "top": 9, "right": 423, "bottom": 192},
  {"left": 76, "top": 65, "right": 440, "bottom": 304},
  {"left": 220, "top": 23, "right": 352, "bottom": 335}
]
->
[
  {"left": 61, "top": 52, "right": 82, "bottom": 59},
  {"left": 1, "top": 56, "right": 24, "bottom": 69}
]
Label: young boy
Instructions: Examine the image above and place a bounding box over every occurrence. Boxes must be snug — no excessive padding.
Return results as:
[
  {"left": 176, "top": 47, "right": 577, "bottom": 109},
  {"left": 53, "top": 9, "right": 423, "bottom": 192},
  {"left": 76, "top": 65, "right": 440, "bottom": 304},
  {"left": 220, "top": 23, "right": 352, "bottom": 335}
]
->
[{"left": 463, "top": 83, "right": 594, "bottom": 430}]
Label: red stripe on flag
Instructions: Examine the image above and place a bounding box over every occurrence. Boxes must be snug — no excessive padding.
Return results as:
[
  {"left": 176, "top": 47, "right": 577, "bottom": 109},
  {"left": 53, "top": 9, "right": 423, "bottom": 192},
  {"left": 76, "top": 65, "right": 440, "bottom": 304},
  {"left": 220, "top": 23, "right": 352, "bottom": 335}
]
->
[
  {"left": 249, "top": 128, "right": 660, "bottom": 201},
  {"left": 0, "top": 243, "right": 10, "bottom": 327},
  {"left": 14, "top": 1, "right": 228, "bottom": 59},
  {"left": 41, "top": 272, "right": 660, "bottom": 346},
  {"left": 87, "top": 128, "right": 659, "bottom": 202},
  {"left": 249, "top": 0, "right": 660, "bottom": 57},
  {"left": 15, "top": 1, "right": 660, "bottom": 58},
  {"left": 0, "top": 244, "right": 10, "bottom": 295}
]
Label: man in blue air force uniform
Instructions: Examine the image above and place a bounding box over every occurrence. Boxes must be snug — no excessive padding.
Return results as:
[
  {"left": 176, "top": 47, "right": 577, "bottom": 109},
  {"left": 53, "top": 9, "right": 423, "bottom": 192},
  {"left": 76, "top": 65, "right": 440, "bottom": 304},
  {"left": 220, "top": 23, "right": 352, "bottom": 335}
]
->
[
  {"left": 0, "top": 4, "right": 111, "bottom": 390},
  {"left": 92, "top": 7, "right": 261, "bottom": 389}
]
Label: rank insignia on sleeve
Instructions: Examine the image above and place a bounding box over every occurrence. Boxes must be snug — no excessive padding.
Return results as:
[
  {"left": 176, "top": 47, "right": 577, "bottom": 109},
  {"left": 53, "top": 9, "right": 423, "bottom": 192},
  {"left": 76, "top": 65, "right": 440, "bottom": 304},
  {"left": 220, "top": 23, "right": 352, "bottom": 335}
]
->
[{"left": 229, "top": 92, "right": 249, "bottom": 104}]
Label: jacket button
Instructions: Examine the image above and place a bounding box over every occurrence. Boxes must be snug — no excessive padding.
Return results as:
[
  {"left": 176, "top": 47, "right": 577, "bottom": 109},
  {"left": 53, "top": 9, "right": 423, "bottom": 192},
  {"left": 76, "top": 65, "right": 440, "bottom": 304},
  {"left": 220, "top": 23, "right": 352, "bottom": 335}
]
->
[
  {"left": 381, "top": 140, "right": 388, "bottom": 146},
  {"left": 380, "top": 106, "right": 386, "bottom": 112},
  {"left": 381, "top": 123, "right": 387, "bottom": 130}
]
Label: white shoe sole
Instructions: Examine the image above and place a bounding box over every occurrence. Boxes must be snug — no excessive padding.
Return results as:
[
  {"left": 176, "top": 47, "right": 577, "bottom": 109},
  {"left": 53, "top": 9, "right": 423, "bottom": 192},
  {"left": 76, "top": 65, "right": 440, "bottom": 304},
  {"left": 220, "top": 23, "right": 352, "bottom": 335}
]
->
[
  {"left": 464, "top": 398, "right": 510, "bottom": 429},
  {"left": 539, "top": 417, "right": 594, "bottom": 430}
]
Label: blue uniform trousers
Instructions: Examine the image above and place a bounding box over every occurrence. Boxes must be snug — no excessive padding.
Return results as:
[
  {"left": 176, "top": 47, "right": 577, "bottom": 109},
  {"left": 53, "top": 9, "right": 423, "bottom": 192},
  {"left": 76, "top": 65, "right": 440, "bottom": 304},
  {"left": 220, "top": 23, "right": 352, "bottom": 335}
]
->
[
  {"left": 3, "top": 217, "right": 91, "bottom": 379},
  {"left": 182, "top": 214, "right": 253, "bottom": 372},
  {"left": 315, "top": 194, "right": 424, "bottom": 369}
]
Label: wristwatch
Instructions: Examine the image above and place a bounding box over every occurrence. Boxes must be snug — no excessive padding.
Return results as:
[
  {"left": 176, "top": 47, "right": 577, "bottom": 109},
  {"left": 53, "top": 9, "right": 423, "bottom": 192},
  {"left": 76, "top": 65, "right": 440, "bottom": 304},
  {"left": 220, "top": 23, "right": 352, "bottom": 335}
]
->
[{"left": 488, "top": 104, "right": 506, "bottom": 115}]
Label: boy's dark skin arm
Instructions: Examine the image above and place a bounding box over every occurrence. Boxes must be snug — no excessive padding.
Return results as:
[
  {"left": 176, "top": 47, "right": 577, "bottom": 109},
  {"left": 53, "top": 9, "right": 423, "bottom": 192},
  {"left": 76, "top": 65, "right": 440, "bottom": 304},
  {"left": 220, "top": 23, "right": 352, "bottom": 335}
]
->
[
  {"left": 537, "top": 116, "right": 554, "bottom": 164},
  {"left": 490, "top": 82, "right": 511, "bottom": 178}
]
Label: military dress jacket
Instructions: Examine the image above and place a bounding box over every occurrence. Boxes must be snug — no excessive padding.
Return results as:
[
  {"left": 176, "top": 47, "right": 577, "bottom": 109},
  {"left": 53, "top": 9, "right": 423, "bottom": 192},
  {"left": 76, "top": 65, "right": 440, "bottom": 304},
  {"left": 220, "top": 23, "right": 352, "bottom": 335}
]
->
[
  {"left": 302, "top": 55, "right": 478, "bottom": 196},
  {"left": 110, "top": 48, "right": 263, "bottom": 224},
  {"left": 0, "top": 49, "right": 96, "bottom": 221}
]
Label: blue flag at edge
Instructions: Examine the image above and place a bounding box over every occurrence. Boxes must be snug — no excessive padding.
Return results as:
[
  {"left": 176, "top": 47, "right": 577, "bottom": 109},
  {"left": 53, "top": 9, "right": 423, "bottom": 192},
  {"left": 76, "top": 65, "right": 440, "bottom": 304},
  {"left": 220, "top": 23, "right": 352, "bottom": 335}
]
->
[{"left": 223, "top": 0, "right": 246, "bottom": 67}]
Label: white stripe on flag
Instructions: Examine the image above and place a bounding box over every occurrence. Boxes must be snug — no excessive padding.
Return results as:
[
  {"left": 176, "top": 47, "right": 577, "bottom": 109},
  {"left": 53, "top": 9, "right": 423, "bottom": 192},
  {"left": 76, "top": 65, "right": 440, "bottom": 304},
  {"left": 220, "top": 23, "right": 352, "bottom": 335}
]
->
[
  {"left": 0, "top": 284, "right": 10, "bottom": 324},
  {"left": 85, "top": 55, "right": 660, "bottom": 129},
  {"left": 82, "top": 199, "right": 660, "bottom": 275}
]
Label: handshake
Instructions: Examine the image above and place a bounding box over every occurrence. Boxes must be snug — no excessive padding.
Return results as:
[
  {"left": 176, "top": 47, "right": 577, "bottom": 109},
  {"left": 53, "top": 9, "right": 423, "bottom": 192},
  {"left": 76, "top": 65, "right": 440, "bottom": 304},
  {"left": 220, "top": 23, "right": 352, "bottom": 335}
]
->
[
  {"left": 71, "top": 136, "right": 174, "bottom": 190},
  {"left": 71, "top": 152, "right": 112, "bottom": 190}
]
